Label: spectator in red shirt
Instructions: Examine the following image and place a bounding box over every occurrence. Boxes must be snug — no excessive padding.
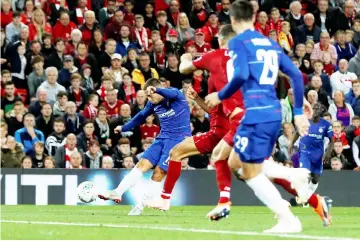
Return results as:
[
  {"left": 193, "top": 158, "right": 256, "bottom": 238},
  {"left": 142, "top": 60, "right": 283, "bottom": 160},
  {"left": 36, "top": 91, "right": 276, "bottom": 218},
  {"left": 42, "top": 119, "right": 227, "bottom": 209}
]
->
[
  {"left": 74, "top": 0, "right": 89, "bottom": 27},
  {"left": 186, "top": 29, "right": 212, "bottom": 54},
  {"left": 80, "top": 10, "right": 101, "bottom": 46},
  {"left": 269, "top": 7, "right": 282, "bottom": 34},
  {"left": 150, "top": 39, "right": 167, "bottom": 73},
  {"left": 1, "top": 0, "right": 13, "bottom": 29},
  {"left": 140, "top": 114, "right": 160, "bottom": 141},
  {"left": 105, "top": 9, "right": 128, "bottom": 41},
  {"left": 21, "top": 0, "right": 34, "bottom": 25},
  {"left": 255, "top": 11, "right": 270, "bottom": 36},
  {"left": 123, "top": 0, "right": 135, "bottom": 26},
  {"left": 101, "top": 88, "right": 124, "bottom": 119},
  {"left": 134, "top": 15, "right": 151, "bottom": 52},
  {"left": 64, "top": 29, "right": 82, "bottom": 56},
  {"left": 83, "top": 94, "right": 99, "bottom": 120},
  {"left": 202, "top": 12, "right": 219, "bottom": 43},
  {"left": 52, "top": 11, "right": 77, "bottom": 42},
  {"left": 155, "top": 11, "right": 173, "bottom": 43},
  {"left": 117, "top": 73, "right": 141, "bottom": 104},
  {"left": 166, "top": 0, "right": 180, "bottom": 27},
  {"left": 28, "top": 9, "right": 52, "bottom": 42},
  {"left": 189, "top": 0, "right": 211, "bottom": 29},
  {"left": 98, "top": 0, "right": 117, "bottom": 28},
  {"left": 68, "top": 73, "right": 89, "bottom": 111}
]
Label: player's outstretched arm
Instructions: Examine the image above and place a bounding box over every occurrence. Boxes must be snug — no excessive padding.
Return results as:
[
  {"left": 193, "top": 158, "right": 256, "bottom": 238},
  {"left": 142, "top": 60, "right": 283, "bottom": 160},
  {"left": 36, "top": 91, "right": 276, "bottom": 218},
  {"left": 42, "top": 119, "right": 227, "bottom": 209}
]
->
[
  {"left": 155, "top": 87, "right": 181, "bottom": 100},
  {"left": 122, "top": 102, "right": 153, "bottom": 132},
  {"left": 186, "top": 86, "right": 210, "bottom": 113},
  {"left": 179, "top": 53, "right": 197, "bottom": 75}
]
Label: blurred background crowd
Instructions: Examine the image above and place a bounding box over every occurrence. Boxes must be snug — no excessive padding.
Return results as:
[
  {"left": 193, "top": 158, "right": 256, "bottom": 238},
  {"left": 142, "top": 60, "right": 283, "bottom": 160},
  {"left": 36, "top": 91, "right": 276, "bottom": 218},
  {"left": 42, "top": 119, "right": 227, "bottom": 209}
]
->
[{"left": 1, "top": 0, "right": 360, "bottom": 171}]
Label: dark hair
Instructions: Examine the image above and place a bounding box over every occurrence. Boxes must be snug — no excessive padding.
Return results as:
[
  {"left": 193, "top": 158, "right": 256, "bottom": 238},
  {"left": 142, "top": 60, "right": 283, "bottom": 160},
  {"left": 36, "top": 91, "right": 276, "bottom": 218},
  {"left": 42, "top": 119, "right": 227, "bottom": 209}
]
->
[
  {"left": 229, "top": 0, "right": 253, "bottom": 22},
  {"left": 42, "top": 32, "right": 52, "bottom": 40},
  {"left": 13, "top": 11, "right": 21, "bottom": 18},
  {"left": 139, "top": 52, "right": 150, "bottom": 58},
  {"left": 54, "top": 117, "right": 66, "bottom": 124},
  {"left": 124, "top": 0, "right": 134, "bottom": 5},
  {"left": 218, "top": 24, "right": 236, "bottom": 40},
  {"left": 1, "top": 69, "right": 11, "bottom": 75},
  {"left": 31, "top": 40, "right": 41, "bottom": 46},
  {"left": 143, "top": 78, "right": 162, "bottom": 90},
  {"left": 21, "top": 155, "right": 32, "bottom": 164},
  {"left": 182, "top": 79, "right": 192, "bottom": 85},
  {"left": 88, "top": 139, "right": 100, "bottom": 147},
  {"left": 98, "top": 106, "right": 107, "bottom": 113},
  {"left": 118, "top": 137, "right": 130, "bottom": 145},
  {"left": 59, "top": 11, "right": 70, "bottom": 18},
  {"left": 71, "top": 73, "right": 82, "bottom": 81},
  {"left": 23, "top": 113, "right": 35, "bottom": 120},
  {"left": 83, "top": 119, "right": 94, "bottom": 127},
  {"left": 353, "top": 115, "right": 360, "bottom": 121},
  {"left": 4, "top": 81, "right": 15, "bottom": 87},
  {"left": 54, "top": 38, "right": 65, "bottom": 45},
  {"left": 42, "top": 103, "right": 52, "bottom": 109},
  {"left": 322, "top": 112, "right": 331, "bottom": 118},
  {"left": 31, "top": 55, "right": 44, "bottom": 66},
  {"left": 77, "top": 41, "right": 87, "bottom": 49},
  {"left": 57, "top": 91, "right": 68, "bottom": 98}
]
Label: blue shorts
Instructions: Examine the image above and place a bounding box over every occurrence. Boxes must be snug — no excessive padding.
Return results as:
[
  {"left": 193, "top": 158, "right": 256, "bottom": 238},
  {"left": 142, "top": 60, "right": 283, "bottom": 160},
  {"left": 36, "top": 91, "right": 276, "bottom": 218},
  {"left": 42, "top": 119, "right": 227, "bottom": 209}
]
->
[
  {"left": 298, "top": 152, "right": 323, "bottom": 175},
  {"left": 141, "top": 137, "right": 185, "bottom": 171},
  {"left": 234, "top": 121, "right": 281, "bottom": 163}
]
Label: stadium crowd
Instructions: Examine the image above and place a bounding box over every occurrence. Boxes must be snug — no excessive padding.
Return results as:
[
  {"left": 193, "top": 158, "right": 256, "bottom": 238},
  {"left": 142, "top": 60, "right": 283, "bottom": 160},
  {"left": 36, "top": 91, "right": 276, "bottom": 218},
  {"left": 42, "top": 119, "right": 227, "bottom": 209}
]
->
[{"left": 1, "top": 0, "right": 360, "bottom": 171}]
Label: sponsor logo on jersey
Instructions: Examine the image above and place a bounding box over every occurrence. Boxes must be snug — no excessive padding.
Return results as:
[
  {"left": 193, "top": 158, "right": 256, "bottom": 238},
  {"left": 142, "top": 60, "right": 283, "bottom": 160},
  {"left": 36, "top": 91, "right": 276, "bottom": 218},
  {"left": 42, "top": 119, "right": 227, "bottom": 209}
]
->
[{"left": 158, "top": 109, "right": 175, "bottom": 118}]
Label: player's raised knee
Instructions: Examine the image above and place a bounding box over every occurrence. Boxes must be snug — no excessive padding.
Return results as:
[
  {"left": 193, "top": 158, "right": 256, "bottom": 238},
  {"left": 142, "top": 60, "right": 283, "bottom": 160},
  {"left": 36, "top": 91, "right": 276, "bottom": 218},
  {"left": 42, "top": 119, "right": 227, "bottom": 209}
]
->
[{"left": 169, "top": 145, "right": 182, "bottom": 161}]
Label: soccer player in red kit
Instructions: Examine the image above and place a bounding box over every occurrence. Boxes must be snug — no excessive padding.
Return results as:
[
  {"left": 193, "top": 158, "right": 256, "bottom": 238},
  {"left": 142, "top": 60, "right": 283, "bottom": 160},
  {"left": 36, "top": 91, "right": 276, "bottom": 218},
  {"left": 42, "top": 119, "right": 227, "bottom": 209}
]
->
[{"left": 144, "top": 25, "right": 244, "bottom": 214}]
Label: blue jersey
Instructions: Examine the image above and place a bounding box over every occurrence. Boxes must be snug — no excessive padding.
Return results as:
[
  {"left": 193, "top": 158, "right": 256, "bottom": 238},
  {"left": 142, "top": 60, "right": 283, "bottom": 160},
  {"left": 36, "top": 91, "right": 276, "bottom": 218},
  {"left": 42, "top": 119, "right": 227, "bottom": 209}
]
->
[
  {"left": 122, "top": 87, "right": 191, "bottom": 139},
  {"left": 299, "top": 118, "right": 333, "bottom": 157},
  {"left": 218, "top": 29, "right": 304, "bottom": 124}
]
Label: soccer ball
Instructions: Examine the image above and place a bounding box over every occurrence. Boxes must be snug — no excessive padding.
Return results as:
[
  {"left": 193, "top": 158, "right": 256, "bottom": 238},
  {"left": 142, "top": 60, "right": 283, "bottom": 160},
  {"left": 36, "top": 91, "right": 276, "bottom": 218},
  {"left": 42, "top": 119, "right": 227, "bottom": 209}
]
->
[{"left": 77, "top": 181, "right": 97, "bottom": 203}]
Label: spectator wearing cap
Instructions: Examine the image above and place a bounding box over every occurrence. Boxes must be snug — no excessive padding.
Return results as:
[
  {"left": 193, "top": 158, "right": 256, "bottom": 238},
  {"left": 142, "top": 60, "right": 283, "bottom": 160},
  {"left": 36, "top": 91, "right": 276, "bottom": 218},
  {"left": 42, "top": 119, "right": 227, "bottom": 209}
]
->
[
  {"left": 134, "top": 15, "right": 151, "bottom": 52},
  {"left": 154, "top": 11, "right": 173, "bottom": 43},
  {"left": 150, "top": 39, "right": 167, "bottom": 73},
  {"left": 28, "top": 56, "right": 46, "bottom": 100},
  {"left": 68, "top": 73, "right": 89, "bottom": 111},
  {"left": 255, "top": 11, "right": 270, "bottom": 37},
  {"left": 79, "top": 10, "right": 102, "bottom": 46},
  {"left": 189, "top": 0, "right": 211, "bottom": 29},
  {"left": 77, "top": 120, "right": 98, "bottom": 152},
  {"left": 84, "top": 140, "right": 103, "bottom": 168},
  {"left": 202, "top": 11, "right": 219, "bottom": 43},
  {"left": 176, "top": 13, "right": 195, "bottom": 45},
  {"left": 53, "top": 91, "right": 68, "bottom": 117},
  {"left": 186, "top": 28, "right": 212, "bottom": 54},
  {"left": 165, "top": 29, "right": 184, "bottom": 57},
  {"left": 37, "top": 67, "right": 66, "bottom": 105},
  {"left": 52, "top": 12, "right": 77, "bottom": 42},
  {"left": 166, "top": 0, "right": 180, "bottom": 27},
  {"left": 217, "top": 0, "right": 231, "bottom": 24},
  {"left": 46, "top": 38, "right": 66, "bottom": 70},
  {"left": 64, "top": 101, "right": 85, "bottom": 135},
  {"left": 284, "top": 1, "right": 304, "bottom": 36},
  {"left": 74, "top": 42, "right": 100, "bottom": 86},
  {"left": 104, "top": 9, "right": 130, "bottom": 42},
  {"left": 58, "top": 55, "right": 79, "bottom": 89},
  {"left": 64, "top": 29, "right": 83, "bottom": 56},
  {"left": 1, "top": 0, "right": 13, "bottom": 29},
  {"left": 28, "top": 9, "right": 52, "bottom": 42},
  {"left": 15, "top": 113, "right": 45, "bottom": 156},
  {"left": 311, "top": 32, "right": 338, "bottom": 65},
  {"left": 99, "top": 39, "right": 117, "bottom": 74},
  {"left": 98, "top": 0, "right": 117, "bottom": 28},
  {"left": 35, "top": 103, "right": 54, "bottom": 139},
  {"left": 28, "top": 88, "right": 48, "bottom": 117},
  {"left": 5, "top": 11, "right": 26, "bottom": 43},
  {"left": 295, "top": 13, "right": 321, "bottom": 45},
  {"left": 115, "top": 25, "right": 138, "bottom": 56},
  {"left": 117, "top": 73, "right": 141, "bottom": 104},
  {"left": 132, "top": 53, "right": 159, "bottom": 88},
  {"left": 105, "top": 53, "right": 129, "bottom": 88}
]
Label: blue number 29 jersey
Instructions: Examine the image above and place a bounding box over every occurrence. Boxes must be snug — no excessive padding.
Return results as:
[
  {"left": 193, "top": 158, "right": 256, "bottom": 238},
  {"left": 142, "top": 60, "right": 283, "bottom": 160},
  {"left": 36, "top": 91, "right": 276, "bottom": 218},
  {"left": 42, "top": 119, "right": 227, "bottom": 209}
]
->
[{"left": 218, "top": 29, "right": 304, "bottom": 125}]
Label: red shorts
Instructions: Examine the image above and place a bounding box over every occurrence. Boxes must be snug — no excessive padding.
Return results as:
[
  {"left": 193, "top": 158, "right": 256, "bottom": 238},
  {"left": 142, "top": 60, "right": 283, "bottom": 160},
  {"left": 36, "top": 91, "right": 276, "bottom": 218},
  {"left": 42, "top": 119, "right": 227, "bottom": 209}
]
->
[
  {"left": 193, "top": 129, "right": 228, "bottom": 154},
  {"left": 223, "top": 111, "right": 244, "bottom": 146}
]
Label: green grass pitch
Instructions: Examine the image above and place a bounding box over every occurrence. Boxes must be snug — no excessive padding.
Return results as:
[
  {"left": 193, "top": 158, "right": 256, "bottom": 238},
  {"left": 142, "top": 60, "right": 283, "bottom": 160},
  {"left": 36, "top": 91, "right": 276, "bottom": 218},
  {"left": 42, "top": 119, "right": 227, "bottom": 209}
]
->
[{"left": 1, "top": 205, "right": 360, "bottom": 240}]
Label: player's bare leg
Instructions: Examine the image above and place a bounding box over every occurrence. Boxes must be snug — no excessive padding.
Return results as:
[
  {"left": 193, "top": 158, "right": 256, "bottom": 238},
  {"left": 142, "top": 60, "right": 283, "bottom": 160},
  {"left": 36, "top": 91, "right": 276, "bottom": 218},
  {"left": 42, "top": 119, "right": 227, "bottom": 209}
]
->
[
  {"left": 128, "top": 166, "right": 166, "bottom": 215},
  {"left": 206, "top": 141, "right": 234, "bottom": 221},
  {"left": 98, "top": 159, "right": 153, "bottom": 203},
  {"left": 144, "top": 137, "right": 200, "bottom": 210}
]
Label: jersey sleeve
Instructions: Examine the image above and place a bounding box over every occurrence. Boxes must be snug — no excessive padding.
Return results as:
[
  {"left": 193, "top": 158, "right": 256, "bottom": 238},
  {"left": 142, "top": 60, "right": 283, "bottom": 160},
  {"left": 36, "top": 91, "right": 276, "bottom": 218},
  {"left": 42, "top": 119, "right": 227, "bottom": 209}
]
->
[
  {"left": 122, "top": 102, "right": 154, "bottom": 132},
  {"left": 218, "top": 41, "right": 249, "bottom": 100},
  {"left": 192, "top": 51, "right": 213, "bottom": 70},
  {"left": 326, "top": 123, "right": 334, "bottom": 139},
  {"left": 279, "top": 51, "right": 304, "bottom": 114},
  {"left": 156, "top": 87, "right": 180, "bottom": 100}
]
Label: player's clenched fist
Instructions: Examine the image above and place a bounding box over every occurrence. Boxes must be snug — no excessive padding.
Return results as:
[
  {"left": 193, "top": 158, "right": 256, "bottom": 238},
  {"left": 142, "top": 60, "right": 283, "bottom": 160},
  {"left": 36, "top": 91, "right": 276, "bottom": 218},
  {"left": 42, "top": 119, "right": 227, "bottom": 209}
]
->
[
  {"left": 294, "top": 114, "right": 310, "bottom": 137},
  {"left": 186, "top": 86, "right": 198, "bottom": 100},
  {"left": 180, "top": 53, "right": 193, "bottom": 62},
  {"left": 146, "top": 86, "right": 156, "bottom": 95},
  {"left": 114, "top": 125, "right": 122, "bottom": 134},
  {"left": 205, "top": 92, "right": 221, "bottom": 107}
]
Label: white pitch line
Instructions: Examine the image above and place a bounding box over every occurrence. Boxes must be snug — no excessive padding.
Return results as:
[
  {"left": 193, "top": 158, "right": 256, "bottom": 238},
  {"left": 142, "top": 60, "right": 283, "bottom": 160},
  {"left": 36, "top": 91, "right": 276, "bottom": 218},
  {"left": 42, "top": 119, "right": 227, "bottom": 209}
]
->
[{"left": 1, "top": 220, "right": 359, "bottom": 240}]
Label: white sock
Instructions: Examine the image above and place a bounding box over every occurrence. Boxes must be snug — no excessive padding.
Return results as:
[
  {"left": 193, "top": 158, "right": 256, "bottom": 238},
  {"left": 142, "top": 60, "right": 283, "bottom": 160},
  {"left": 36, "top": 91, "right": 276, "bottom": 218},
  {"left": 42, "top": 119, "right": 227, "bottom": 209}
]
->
[
  {"left": 246, "top": 173, "right": 295, "bottom": 220},
  {"left": 141, "top": 180, "right": 163, "bottom": 207},
  {"left": 115, "top": 168, "right": 143, "bottom": 196},
  {"left": 237, "top": 168, "right": 243, "bottom": 177},
  {"left": 263, "top": 160, "right": 292, "bottom": 181},
  {"left": 307, "top": 182, "right": 319, "bottom": 200}
]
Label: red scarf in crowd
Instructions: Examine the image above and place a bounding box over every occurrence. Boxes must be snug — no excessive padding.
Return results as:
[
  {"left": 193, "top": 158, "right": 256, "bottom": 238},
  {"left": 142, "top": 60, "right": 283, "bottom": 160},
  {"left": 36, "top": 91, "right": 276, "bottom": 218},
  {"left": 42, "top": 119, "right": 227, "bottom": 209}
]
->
[
  {"left": 76, "top": 7, "right": 88, "bottom": 26},
  {"left": 254, "top": 22, "right": 270, "bottom": 36},
  {"left": 196, "top": 9, "right": 207, "bottom": 22},
  {"left": 333, "top": 132, "right": 350, "bottom": 148},
  {"left": 204, "top": 22, "right": 219, "bottom": 39},
  {"left": 154, "top": 52, "right": 166, "bottom": 70},
  {"left": 97, "top": 86, "right": 107, "bottom": 101},
  {"left": 268, "top": 19, "right": 282, "bottom": 34},
  {"left": 135, "top": 27, "right": 149, "bottom": 51},
  {"left": 319, "top": 43, "right": 329, "bottom": 51},
  {"left": 65, "top": 145, "right": 78, "bottom": 168},
  {"left": 123, "top": 84, "right": 136, "bottom": 104}
]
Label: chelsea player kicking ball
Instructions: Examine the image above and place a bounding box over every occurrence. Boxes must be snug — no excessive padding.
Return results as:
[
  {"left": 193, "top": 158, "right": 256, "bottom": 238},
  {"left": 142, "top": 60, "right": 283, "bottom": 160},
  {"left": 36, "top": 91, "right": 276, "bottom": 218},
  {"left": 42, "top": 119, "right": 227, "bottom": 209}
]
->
[{"left": 77, "top": 181, "right": 97, "bottom": 203}]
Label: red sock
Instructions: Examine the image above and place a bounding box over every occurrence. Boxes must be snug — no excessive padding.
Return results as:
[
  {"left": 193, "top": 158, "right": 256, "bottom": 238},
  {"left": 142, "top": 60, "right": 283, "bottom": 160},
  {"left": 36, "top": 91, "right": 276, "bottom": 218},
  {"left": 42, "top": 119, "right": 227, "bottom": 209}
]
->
[
  {"left": 161, "top": 160, "right": 181, "bottom": 199},
  {"left": 307, "top": 193, "right": 319, "bottom": 209},
  {"left": 274, "top": 178, "right": 297, "bottom": 196},
  {"left": 215, "top": 160, "right": 232, "bottom": 204}
]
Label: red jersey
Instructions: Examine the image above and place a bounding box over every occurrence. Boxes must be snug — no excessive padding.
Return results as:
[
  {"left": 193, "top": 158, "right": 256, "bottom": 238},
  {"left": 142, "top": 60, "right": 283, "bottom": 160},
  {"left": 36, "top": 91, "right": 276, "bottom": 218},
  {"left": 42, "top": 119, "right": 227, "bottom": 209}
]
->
[
  {"left": 193, "top": 48, "right": 244, "bottom": 117},
  {"left": 102, "top": 100, "right": 124, "bottom": 119},
  {"left": 140, "top": 124, "right": 160, "bottom": 139}
]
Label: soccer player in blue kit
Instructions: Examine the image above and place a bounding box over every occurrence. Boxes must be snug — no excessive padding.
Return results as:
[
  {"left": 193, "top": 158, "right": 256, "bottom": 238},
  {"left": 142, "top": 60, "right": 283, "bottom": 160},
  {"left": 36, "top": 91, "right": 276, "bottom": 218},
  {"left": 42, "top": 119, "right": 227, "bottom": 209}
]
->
[
  {"left": 205, "top": 0, "right": 311, "bottom": 233},
  {"left": 98, "top": 78, "right": 191, "bottom": 214}
]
